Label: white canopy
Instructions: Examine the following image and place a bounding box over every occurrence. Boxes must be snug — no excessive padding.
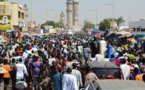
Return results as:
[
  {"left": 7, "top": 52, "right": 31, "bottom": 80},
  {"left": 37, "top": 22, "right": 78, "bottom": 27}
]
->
[{"left": 115, "top": 31, "right": 132, "bottom": 37}]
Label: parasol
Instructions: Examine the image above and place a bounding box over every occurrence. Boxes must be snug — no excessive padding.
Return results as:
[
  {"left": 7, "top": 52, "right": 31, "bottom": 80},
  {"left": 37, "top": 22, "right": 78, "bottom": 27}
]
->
[
  {"left": 127, "top": 38, "right": 136, "bottom": 43},
  {"left": 91, "top": 29, "right": 102, "bottom": 35},
  {"left": 95, "top": 33, "right": 101, "bottom": 38},
  {"left": 116, "top": 31, "right": 132, "bottom": 37}
]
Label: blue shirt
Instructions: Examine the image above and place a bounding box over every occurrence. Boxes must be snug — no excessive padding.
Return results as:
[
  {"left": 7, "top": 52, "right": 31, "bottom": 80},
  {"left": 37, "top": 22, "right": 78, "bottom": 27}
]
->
[
  {"left": 132, "top": 71, "right": 142, "bottom": 79},
  {"left": 53, "top": 73, "right": 62, "bottom": 90},
  {"left": 107, "top": 44, "right": 114, "bottom": 58}
]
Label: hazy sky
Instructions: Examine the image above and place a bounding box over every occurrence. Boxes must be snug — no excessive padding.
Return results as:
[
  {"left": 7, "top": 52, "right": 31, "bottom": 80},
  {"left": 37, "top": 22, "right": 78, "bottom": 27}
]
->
[{"left": 9, "top": 0, "right": 145, "bottom": 25}]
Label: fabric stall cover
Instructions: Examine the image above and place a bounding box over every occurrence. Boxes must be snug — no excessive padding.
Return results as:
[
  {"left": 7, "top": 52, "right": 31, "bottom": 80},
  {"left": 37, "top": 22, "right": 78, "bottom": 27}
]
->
[
  {"left": 127, "top": 38, "right": 136, "bottom": 43},
  {"left": 91, "top": 29, "right": 102, "bottom": 35},
  {"left": 95, "top": 33, "right": 101, "bottom": 38}
]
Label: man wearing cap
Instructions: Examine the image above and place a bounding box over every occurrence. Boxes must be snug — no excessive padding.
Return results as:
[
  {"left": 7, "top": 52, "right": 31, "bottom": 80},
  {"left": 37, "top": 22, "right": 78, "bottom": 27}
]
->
[
  {"left": 62, "top": 67, "right": 78, "bottom": 90},
  {"left": 71, "top": 63, "right": 83, "bottom": 88}
]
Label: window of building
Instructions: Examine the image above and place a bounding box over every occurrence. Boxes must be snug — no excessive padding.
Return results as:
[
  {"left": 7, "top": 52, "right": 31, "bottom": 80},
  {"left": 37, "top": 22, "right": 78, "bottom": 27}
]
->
[
  {"left": 133, "top": 28, "right": 135, "bottom": 32},
  {"left": 18, "top": 11, "right": 21, "bottom": 18},
  {"left": 141, "top": 29, "right": 145, "bottom": 31},
  {"left": 0, "top": 5, "right": 5, "bottom": 15},
  {"left": 22, "top": 13, "right": 24, "bottom": 19},
  {"left": 137, "top": 28, "right": 140, "bottom": 31}
]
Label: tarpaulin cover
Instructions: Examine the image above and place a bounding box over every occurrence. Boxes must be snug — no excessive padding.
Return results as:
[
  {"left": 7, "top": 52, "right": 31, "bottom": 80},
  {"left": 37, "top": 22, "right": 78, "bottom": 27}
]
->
[{"left": 91, "top": 29, "right": 102, "bottom": 35}]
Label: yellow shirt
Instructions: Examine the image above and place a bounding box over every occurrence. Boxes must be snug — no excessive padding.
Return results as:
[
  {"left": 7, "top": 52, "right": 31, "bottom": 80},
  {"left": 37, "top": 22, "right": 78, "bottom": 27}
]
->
[{"left": 135, "top": 74, "right": 144, "bottom": 81}]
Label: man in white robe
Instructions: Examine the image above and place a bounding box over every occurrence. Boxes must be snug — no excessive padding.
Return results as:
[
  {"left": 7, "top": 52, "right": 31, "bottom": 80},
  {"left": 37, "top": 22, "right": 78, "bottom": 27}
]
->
[
  {"left": 62, "top": 68, "right": 78, "bottom": 90},
  {"left": 99, "top": 38, "right": 107, "bottom": 58},
  {"left": 72, "top": 63, "right": 83, "bottom": 88}
]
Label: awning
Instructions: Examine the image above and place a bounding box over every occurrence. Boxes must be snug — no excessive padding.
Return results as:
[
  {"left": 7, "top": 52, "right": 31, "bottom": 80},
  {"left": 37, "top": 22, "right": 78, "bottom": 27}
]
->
[{"left": 0, "top": 24, "right": 11, "bottom": 31}]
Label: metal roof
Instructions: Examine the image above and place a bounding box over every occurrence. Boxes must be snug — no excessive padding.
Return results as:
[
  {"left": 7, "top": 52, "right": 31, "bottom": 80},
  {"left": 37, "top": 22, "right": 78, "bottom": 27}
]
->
[{"left": 95, "top": 80, "right": 145, "bottom": 90}]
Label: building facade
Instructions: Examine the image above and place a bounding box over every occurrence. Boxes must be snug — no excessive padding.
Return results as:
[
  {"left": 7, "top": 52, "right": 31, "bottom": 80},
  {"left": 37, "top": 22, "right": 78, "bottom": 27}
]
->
[
  {"left": 0, "top": 1, "right": 28, "bottom": 30},
  {"left": 129, "top": 20, "right": 145, "bottom": 32}
]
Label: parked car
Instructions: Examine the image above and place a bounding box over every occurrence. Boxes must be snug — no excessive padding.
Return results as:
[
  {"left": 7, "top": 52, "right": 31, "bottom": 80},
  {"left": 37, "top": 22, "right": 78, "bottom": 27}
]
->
[
  {"left": 87, "top": 61, "right": 121, "bottom": 79},
  {"left": 81, "top": 80, "right": 145, "bottom": 90}
]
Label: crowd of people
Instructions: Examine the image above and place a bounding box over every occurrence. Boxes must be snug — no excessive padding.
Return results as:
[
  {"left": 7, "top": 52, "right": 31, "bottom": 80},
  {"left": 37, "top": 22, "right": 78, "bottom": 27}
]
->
[{"left": 0, "top": 32, "right": 145, "bottom": 90}]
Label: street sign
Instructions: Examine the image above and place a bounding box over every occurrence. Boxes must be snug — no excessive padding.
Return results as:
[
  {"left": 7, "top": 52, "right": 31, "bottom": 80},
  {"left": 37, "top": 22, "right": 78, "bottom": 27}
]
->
[{"left": 1, "top": 16, "right": 10, "bottom": 24}]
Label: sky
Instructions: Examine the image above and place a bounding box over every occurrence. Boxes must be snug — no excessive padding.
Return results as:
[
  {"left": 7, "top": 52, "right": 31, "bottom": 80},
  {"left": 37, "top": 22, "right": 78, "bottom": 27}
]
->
[{"left": 9, "top": 0, "right": 145, "bottom": 25}]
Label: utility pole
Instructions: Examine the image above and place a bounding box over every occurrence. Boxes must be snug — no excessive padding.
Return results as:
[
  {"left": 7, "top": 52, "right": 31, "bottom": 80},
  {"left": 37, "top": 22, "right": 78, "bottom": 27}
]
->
[
  {"left": 107, "top": 1, "right": 114, "bottom": 22},
  {"left": 46, "top": 9, "right": 53, "bottom": 22},
  {"left": 90, "top": 9, "right": 97, "bottom": 28}
]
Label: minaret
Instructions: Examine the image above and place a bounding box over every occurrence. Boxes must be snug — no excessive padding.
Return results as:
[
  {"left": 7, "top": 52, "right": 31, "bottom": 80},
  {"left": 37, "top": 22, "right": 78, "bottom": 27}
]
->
[
  {"left": 73, "top": 0, "right": 79, "bottom": 26},
  {"left": 60, "top": 11, "right": 65, "bottom": 24},
  {"left": 66, "top": 0, "right": 73, "bottom": 30},
  {"left": 24, "top": 4, "right": 28, "bottom": 27}
]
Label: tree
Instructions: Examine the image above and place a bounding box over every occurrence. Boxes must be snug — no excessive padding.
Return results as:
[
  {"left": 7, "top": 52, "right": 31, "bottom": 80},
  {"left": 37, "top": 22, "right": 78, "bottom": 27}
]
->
[
  {"left": 82, "top": 22, "right": 94, "bottom": 32},
  {"left": 99, "top": 19, "right": 110, "bottom": 31},
  {"left": 57, "top": 20, "right": 64, "bottom": 28},
  {"left": 41, "top": 20, "right": 65, "bottom": 29},
  {"left": 115, "top": 16, "right": 125, "bottom": 27},
  {"left": 41, "top": 20, "right": 58, "bottom": 28}
]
